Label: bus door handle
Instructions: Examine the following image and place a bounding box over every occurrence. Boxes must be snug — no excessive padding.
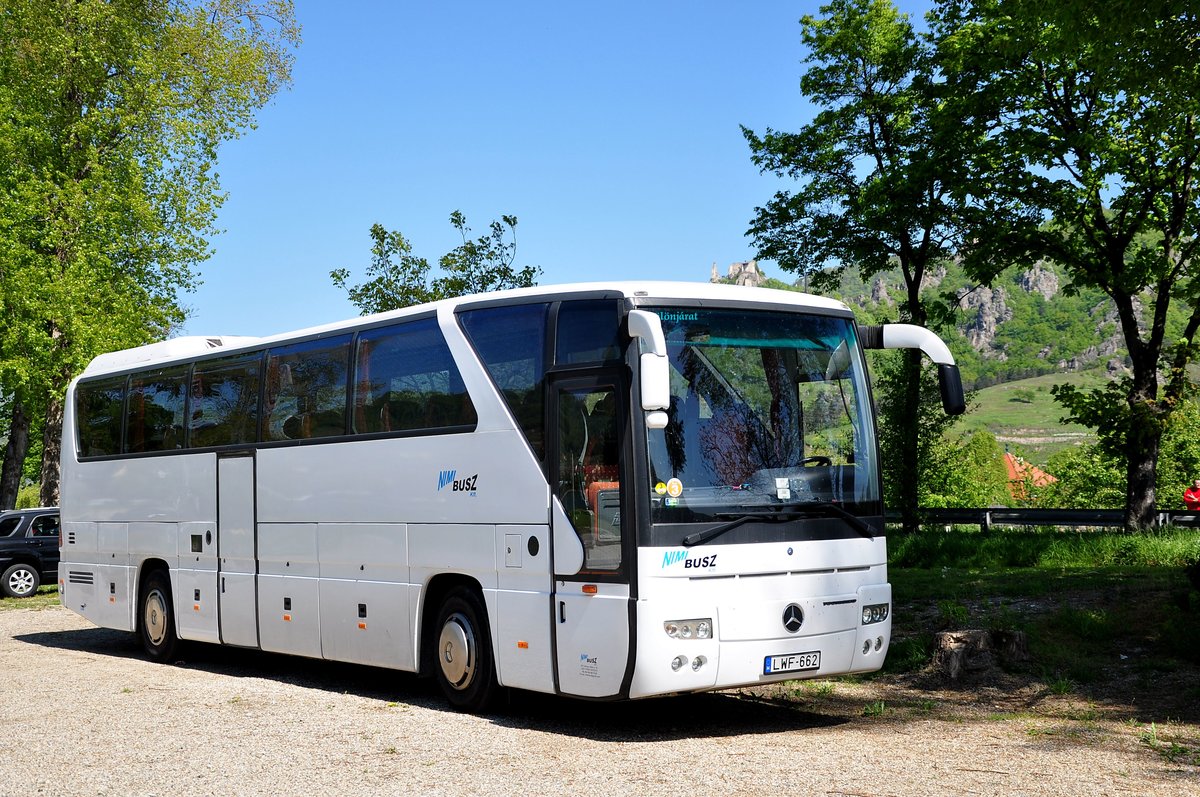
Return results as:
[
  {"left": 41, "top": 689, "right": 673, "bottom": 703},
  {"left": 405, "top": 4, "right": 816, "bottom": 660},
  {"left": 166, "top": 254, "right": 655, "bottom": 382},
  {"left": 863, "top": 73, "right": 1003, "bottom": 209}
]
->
[{"left": 559, "top": 601, "right": 566, "bottom": 623}]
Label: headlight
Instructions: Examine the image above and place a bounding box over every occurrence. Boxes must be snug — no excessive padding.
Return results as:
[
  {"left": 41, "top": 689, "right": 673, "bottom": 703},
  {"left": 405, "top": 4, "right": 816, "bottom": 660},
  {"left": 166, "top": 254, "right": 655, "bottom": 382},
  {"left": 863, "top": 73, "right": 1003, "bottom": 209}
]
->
[
  {"left": 862, "top": 603, "right": 890, "bottom": 625},
  {"left": 664, "top": 618, "right": 713, "bottom": 639}
]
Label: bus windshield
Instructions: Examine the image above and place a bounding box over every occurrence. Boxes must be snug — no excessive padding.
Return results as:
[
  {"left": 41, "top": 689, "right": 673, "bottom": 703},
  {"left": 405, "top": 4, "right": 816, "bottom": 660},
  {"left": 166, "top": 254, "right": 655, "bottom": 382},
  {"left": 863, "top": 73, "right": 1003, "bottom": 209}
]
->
[{"left": 645, "top": 307, "right": 879, "bottom": 525}]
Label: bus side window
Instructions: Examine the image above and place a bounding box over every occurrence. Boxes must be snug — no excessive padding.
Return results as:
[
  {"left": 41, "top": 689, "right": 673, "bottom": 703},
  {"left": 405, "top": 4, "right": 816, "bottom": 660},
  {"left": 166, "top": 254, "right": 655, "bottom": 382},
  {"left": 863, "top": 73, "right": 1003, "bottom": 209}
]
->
[
  {"left": 124, "top": 367, "right": 188, "bottom": 453},
  {"left": 554, "top": 300, "right": 621, "bottom": 366},
  {"left": 75, "top": 377, "right": 127, "bottom": 457},
  {"left": 458, "top": 303, "right": 549, "bottom": 459},
  {"left": 556, "top": 385, "right": 621, "bottom": 573},
  {"left": 190, "top": 354, "right": 261, "bottom": 448},
  {"left": 263, "top": 336, "right": 351, "bottom": 442},
  {"left": 352, "top": 318, "right": 476, "bottom": 435}
]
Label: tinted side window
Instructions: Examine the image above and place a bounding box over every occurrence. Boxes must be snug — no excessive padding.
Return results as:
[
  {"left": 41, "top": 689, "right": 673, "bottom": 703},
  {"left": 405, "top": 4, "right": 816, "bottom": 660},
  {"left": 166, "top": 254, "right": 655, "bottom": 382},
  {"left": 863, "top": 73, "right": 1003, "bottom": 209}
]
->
[
  {"left": 555, "top": 300, "right": 622, "bottom": 366},
  {"left": 459, "top": 303, "right": 548, "bottom": 459},
  {"left": 353, "top": 319, "right": 476, "bottom": 435},
  {"left": 30, "top": 515, "right": 59, "bottom": 537},
  {"left": 0, "top": 516, "right": 20, "bottom": 537},
  {"left": 125, "top": 367, "right": 189, "bottom": 453},
  {"left": 76, "top": 377, "right": 127, "bottom": 457},
  {"left": 263, "top": 336, "right": 351, "bottom": 442},
  {"left": 190, "top": 354, "right": 262, "bottom": 448}
]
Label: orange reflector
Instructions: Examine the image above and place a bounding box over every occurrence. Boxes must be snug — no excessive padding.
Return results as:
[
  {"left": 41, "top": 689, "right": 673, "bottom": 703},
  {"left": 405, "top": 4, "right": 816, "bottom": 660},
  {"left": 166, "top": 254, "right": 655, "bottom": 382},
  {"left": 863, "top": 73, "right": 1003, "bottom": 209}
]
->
[
  {"left": 193, "top": 605, "right": 200, "bottom": 612},
  {"left": 517, "top": 640, "right": 529, "bottom": 649},
  {"left": 109, "top": 596, "right": 116, "bottom": 603},
  {"left": 582, "top": 584, "right": 598, "bottom": 595},
  {"left": 358, "top": 622, "right": 367, "bottom": 630},
  {"left": 283, "top": 614, "right": 292, "bottom": 622}
]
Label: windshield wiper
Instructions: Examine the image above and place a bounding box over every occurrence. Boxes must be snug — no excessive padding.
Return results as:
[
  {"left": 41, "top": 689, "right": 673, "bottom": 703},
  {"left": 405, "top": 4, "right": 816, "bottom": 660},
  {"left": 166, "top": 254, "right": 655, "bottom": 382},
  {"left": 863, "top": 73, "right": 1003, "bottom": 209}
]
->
[
  {"left": 681, "top": 500, "right": 876, "bottom": 548},
  {"left": 681, "top": 511, "right": 795, "bottom": 547},
  {"left": 786, "top": 500, "right": 877, "bottom": 540}
]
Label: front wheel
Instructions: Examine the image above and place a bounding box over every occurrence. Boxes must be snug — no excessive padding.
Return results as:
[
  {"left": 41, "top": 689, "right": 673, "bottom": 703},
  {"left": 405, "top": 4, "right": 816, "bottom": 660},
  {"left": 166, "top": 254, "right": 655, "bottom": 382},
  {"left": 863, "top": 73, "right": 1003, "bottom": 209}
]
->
[
  {"left": 1, "top": 563, "right": 39, "bottom": 598},
  {"left": 433, "top": 587, "right": 500, "bottom": 713},
  {"left": 139, "top": 571, "right": 180, "bottom": 662}
]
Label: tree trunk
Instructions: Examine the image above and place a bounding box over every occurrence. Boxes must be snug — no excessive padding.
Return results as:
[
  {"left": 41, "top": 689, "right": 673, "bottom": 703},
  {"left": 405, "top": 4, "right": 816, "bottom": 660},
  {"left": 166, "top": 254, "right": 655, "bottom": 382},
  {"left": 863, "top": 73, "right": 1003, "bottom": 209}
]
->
[
  {"left": 0, "top": 401, "right": 31, "bottom": 510},
  {"left": 40, "top": 397, "right": 64, "bottom": 508},
  {"left": 897, "top": 350, "right": 923, "bottom": 534},
  {"left": 1124, "top": 399, "right": 1161, "bottom": 531}
]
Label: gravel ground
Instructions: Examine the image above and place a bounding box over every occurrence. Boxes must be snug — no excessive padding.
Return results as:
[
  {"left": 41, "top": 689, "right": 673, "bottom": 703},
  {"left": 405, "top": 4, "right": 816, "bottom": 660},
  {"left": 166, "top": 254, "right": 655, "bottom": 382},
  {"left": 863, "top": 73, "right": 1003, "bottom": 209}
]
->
[{"left": 1, "top": 605, "right": 1196, "bottom": 797}]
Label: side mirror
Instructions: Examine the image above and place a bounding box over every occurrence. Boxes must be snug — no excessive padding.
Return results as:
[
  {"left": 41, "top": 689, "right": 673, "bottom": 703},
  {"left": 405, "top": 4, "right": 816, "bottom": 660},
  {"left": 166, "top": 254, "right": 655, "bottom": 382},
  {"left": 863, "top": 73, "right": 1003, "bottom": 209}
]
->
[
  {"left": 859, "top": 323, "right": 966, "bottom": 416},
  {"left": 627, "top": 310, "right": 671, "bottom": 415}
]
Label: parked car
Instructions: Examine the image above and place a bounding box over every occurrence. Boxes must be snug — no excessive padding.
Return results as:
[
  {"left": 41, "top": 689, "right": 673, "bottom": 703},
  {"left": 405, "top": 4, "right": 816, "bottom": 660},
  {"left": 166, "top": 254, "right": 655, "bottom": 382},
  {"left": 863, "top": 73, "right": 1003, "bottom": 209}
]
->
[{"left": 0, "top": 508, "right": 60, "bottom": 598}]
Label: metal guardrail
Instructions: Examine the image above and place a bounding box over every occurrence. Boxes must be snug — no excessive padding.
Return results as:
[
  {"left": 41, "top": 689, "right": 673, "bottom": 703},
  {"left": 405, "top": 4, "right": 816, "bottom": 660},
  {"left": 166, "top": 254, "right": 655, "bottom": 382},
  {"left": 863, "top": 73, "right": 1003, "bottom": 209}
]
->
[{"left": 885, "top": 508, "right": 1200, "bottom": 531}]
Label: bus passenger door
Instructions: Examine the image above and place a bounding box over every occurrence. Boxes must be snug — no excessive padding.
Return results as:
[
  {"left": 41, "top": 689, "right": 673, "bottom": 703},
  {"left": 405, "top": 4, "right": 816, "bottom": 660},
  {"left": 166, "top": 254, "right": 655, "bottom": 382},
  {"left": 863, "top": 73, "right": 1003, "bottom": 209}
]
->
[
  {"left": 217, "top": 453, "right": 259, "bottom": 648},
  {"left": 551, "top": 377, "right": 633, "bottom": 698}
]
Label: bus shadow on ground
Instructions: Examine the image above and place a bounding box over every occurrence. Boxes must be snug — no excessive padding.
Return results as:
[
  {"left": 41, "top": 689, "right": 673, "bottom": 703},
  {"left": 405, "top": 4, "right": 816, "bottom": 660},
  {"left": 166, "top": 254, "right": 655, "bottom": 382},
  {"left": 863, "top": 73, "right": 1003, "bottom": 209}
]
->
[{"left": 16, "top": 626, "right": 845, "bottom": 740}]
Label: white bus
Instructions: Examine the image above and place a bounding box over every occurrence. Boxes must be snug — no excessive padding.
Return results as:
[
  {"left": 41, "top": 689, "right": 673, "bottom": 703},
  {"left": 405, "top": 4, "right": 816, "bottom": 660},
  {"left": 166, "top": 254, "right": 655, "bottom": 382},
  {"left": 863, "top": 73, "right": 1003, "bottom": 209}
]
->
[{"left": 59, "top": 282, "right": 963, "bottom": 711}]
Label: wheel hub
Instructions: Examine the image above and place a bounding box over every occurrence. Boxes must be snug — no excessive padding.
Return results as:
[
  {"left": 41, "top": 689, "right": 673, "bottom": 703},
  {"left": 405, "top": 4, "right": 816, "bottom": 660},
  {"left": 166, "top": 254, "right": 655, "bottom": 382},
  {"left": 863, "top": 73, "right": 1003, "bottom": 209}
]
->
[
  {"left": 7, "top": 568, "right": 34, "bottom": 596},
  {"left": 144, "top": 590, "right": 168, "bottom": 646},
  {"left": 437, "top": 612, "right": 475, "bottom": 689}
]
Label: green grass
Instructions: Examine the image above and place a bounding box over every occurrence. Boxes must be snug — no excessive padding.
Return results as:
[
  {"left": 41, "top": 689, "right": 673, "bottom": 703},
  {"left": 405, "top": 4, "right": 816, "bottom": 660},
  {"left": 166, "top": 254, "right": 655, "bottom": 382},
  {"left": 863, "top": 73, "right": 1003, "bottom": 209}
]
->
[
  {"left": 0, "top": 585, "right": 60, "bottom": 611},
  {"left": 885, "top": 526, "right": 1200, "bottom": 696},
  {"left": 889, "top": 526, "right": 1200, "bottom": 570},
  {"left": 959, "top": 370, "right": 1107, "bottom": 463}
]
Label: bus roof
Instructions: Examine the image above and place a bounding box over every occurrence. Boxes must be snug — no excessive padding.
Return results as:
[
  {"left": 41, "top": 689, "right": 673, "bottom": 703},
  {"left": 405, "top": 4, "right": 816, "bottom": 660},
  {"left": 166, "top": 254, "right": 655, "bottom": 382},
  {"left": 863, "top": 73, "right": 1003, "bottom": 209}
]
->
[{"left": 78, "top": 281, "right": 851, "bottom": 377}]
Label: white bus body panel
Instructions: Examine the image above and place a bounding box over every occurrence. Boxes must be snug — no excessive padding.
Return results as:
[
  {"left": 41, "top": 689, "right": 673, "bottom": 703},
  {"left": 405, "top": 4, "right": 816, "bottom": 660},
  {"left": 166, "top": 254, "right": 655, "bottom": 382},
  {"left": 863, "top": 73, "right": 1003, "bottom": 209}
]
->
[
  {"left": 630, "top": 538, "right": 891, "bottom": 698},
  {"left": 174, "top": 520, "right": 219, "bottom": 643},
  {"left": 217, "top": 456, "right": 258, "bottom": 648},
  {"left": 555, "top": 581, "right": 631, "bottom": 697},
  {"left": 492, "top": 525, "right": 554, "bottom": 693},
  {"left": 254, "top": 432, "right": 549, "bottom": 526}
]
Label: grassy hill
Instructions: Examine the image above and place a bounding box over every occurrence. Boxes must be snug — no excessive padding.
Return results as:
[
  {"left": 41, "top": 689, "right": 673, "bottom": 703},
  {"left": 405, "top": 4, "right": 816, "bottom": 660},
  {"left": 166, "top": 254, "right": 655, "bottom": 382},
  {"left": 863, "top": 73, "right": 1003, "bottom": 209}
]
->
[{"left": 955, "top": 369, "right": 1107, "bottom": 464}]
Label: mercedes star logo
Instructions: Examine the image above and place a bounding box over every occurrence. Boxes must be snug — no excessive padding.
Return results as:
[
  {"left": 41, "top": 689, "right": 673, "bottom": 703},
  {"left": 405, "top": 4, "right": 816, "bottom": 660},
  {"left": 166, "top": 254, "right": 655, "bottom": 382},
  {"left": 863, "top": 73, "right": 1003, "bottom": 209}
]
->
[{"left": 782, "top": 603, "right": 804, "bottom": 633}]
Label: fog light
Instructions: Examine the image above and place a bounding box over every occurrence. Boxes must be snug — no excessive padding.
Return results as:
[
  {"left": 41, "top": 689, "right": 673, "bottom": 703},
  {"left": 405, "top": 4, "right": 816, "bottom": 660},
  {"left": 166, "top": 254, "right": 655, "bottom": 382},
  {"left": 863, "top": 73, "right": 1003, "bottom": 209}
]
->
[
  {"left": 863, "top": 640, "right": 871, "bottom": 655},
  {"left": 875, "top": 636, "right": 884, "bottom": 651},
  {"left": 691, "top": 655, "right": 707, "bottom": 671},
  {"left": 671, "top": 655, "right": 688, "bottom": 671},
  {"left": 862, "top": 603, "right": 890, "bottom": 625},
  {"left": 664, "top": 618, "right": 713, "bottom": 639}
]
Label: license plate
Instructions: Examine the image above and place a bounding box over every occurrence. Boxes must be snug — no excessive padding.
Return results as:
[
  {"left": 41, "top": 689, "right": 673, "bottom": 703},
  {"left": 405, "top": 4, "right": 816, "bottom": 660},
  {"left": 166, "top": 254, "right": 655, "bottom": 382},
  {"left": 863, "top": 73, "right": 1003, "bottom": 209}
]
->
[{"left": 764, "top": 651, "right": 821, "bottom": 674}]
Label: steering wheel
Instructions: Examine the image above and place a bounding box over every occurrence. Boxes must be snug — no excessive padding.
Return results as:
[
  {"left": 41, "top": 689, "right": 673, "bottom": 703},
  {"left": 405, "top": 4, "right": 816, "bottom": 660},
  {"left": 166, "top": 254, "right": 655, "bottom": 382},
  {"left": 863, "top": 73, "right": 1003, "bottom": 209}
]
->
[{"left": 799, "top": 456, "right": 832, "bottom": 467}]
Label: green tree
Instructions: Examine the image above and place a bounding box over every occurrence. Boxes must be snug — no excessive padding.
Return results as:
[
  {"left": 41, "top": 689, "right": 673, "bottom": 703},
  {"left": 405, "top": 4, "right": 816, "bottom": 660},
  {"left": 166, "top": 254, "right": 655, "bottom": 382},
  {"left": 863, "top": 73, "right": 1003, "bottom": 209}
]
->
[
  {"left": 743, "top": 0, "right": 972, "bottom": 531},
  {"left": 0, "top": 0, "right": 300, "bottom": 507},
  {"left": 1040, "top": 444, "right": 1126, "bottom": 510},
  {"left": 872, "top": 351, "right": 964, "bottom": 512},
  {"left": 936, "top": 0, "right": 1200, "bottom": 528},
  {"left": 331, "top": 212, "right": 541, "bottom": 315},
  {"left": 923, "top": 429, "right": 1011, "bottom": 508}
]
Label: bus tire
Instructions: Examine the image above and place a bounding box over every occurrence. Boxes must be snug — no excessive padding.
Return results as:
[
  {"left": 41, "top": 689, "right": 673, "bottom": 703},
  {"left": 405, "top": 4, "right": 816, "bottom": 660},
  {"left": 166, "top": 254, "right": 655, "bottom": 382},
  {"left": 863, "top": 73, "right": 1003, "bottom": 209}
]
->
[
  {"left": 139, "top": 570, "right": 180, "bottom": 663},
  {"left": 433, "top": 586, "right": 499, "bottom": 713}
]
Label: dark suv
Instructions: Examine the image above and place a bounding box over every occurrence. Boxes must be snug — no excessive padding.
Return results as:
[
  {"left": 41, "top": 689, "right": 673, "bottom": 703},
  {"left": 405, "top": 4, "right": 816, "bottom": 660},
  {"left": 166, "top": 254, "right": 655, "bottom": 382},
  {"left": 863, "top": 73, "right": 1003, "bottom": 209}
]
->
[{"left": 0, "top": 508, "right": 60, "bottom": 598}]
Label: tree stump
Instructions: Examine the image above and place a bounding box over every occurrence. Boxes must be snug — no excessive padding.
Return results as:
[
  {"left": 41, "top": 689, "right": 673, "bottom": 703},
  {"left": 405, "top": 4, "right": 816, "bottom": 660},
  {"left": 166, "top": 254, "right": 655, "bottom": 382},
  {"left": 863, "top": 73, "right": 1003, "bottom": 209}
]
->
[{"left": 933, "top": 629, "right": 1030, "bottom": 680}]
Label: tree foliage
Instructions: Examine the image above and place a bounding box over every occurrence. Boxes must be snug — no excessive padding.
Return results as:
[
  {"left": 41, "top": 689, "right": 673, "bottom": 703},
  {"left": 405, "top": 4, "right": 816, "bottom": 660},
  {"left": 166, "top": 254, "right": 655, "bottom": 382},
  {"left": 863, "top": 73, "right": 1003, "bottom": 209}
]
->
[
  {"left": 331, "top": 212, "right": 541, "bottom": 315},
  {"left": 934, "top": 0, "right": 1200, "bottom": 527},
  {"left": 744, "top": 0, "right": 976, "bottom": 530},
  {"left": 0, "top": 0, "right": 300, "bottom": 505},
  {"left": 922, "top": 428, "right": 1011, "bottom": 508}
]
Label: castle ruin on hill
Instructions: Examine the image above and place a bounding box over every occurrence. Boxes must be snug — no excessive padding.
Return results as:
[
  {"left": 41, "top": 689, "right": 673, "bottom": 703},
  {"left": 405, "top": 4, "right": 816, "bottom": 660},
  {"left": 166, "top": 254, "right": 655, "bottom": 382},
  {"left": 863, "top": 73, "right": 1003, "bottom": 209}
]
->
[{"left": 710, "top": 259, "right": 766, "bottom": 287}]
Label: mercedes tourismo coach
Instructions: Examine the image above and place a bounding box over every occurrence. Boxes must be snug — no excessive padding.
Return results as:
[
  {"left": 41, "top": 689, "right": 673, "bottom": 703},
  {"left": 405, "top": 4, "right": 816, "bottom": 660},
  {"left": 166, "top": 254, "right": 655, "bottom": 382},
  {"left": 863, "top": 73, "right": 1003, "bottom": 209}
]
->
[{"left": 58, "top": 282, "right": 964, "bottom": 711}]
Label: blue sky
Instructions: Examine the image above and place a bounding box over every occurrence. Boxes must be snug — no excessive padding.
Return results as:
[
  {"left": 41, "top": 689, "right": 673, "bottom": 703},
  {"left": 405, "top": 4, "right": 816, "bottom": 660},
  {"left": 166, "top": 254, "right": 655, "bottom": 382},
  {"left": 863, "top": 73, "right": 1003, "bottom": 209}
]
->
[{"left": 184, "top": 2, "right": 840, "bottom": 337}]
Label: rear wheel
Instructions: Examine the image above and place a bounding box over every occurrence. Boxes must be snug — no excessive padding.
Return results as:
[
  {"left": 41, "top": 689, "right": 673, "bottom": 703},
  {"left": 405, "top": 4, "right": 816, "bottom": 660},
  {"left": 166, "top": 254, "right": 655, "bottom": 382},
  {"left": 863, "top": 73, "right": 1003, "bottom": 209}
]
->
[
  {"left": 139, "top": 571, "right": 179, "bottom": 662},
  {"left": 1, "top": 563, "right": 39, "bottom": 598},
  {"left": 433, "top": 587, "right": 500, "bottom": 713}
]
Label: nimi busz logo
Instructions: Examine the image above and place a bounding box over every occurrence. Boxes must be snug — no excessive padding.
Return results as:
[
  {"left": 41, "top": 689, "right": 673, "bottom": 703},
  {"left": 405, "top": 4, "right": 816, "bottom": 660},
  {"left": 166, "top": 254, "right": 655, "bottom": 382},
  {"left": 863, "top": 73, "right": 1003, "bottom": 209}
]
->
[
  {"left": 437, "top": 469, "right": 478, "bottom": 495},
  {"left": 661, "top": 549, "right": 717, "bottom": 569}
]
